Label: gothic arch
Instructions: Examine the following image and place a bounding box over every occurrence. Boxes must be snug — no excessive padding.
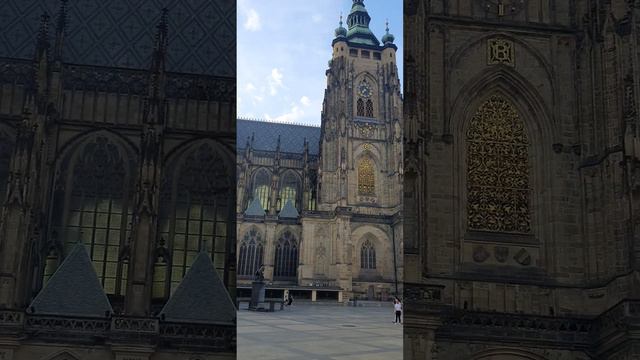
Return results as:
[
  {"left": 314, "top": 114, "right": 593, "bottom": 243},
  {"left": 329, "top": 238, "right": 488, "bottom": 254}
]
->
[
  {"left": 351, "top": 225, "right": 390, "bottom": 274},
  {"left": 354, "top": 143, "right": 383, "bottom": 165},
  {"left": 273, "top": 228, "right": 299, "bottom": 280},
  {"left": 158, "top": 139, "right": 234, "bottom": 295},
  {"left": 237, "top": 226, "right": 264, "bottom": 278},
  {"left": 354, "top": 72, "right": 379, "bottom": 118},
  {"left": 448, "top": 32, "right": 554, "bottom": 85},
  {"left": 278, "top": 170, "right": 302, "bottom": 210},
  {"left": 471, "top": 348, "right": 548, "bottom": 360},
  {"left": 449, "top": 72, "right": 555, "bottom": 266},
  {"left": 49, "top": 131, "right": 137, "bottom": 295},
  {"left": 251, "top": 167, "right": 272, "bottom": 210}
]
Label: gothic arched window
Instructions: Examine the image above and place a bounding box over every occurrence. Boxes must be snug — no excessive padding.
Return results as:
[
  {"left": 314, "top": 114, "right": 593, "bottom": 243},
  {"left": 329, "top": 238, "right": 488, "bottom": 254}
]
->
[
  {"left": 51, "top": 136, "right": 132, "bottom": 295},
  {"left": 252, "top": 169, "right": 271, "bottom": 210},
  {"left": 274, "top": 230, "right": 298, "bottom": 280},
  {"left": 361, "top": 239, "right": 376, "bottom": 269},
  {"left": 238, "top": 228, "right": 264, "bottom": 278},
  {"left": 467, "top": 95, "right": 531, "bottom": 233},
  {"left": 366, "top": 99, "right": 374, "bottom": 117},
  {"left": 278, "top": 172, "right": 300, "bottom": 210},
  {"left": 159, "top": 143, "right": 232, "bottom": 295},
  {"left": 357, "top": 98, "right": 365, "bottom": 117},
  {"left": 358, "top": 157, "right": 375, "bottom": 195}
]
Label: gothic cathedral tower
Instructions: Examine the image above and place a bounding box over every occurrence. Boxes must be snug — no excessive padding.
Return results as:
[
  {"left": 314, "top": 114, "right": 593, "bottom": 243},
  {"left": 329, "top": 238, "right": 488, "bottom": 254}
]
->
[{"left": 312, "top": 0, "right": 403, "bottom": 298}]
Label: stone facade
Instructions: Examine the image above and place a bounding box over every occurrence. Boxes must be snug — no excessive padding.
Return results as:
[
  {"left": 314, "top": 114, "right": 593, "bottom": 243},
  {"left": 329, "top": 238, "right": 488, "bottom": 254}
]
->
[
  {"left": 404, "top": 0, "right": 640, "bottom": 358},
  {"left": 236, "top": 1, "right": 403, "bottom": 301},
  {"left": 0, "top": 1, "right": 236, "bottom": 359}
]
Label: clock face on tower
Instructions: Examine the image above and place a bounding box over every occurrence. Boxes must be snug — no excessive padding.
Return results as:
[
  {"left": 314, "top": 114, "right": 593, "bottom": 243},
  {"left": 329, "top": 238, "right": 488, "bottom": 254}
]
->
[{"left": 358, "top": 81, "right": 372, "bottom": 98}]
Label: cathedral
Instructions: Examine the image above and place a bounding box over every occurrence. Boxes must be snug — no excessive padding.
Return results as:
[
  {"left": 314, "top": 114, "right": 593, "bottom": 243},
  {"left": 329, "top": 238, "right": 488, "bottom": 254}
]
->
[
  {"left": 404, "top": 0, "right": 640, "bottom": 358},
  {"left": 0, "top": 0, "right": 236, "bottom": 359},
  {"left": 236, "top": 0, "right": 403, "bottom": 301}
]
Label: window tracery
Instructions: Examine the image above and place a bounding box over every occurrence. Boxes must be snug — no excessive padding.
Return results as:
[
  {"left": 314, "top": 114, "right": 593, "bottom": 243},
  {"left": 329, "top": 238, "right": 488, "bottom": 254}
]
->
[
  {"left": 52, "top": 136, "right": 131, "bottom": 295},
  {"left": 252, "top": 169, "right": 271, "bottom": 210},
  {"left": 357, "top": 98, "right": 365, "bottom": 117},
  {"left": 238, "top": 228, "right": 264, "bottom": 278},
  {"left": 366, "top": 99, "right": 374, "bottom": 117},
  {"left": 360, "top": 239, "right": 376, "bottom": 269},
  {"left": 159, "top": 143, "right": 232, "bottom": 295},
  {"left": 278, "top": 172, "right": 300, "bottom": 210},
  {"left": 467, "top": 95, "right": 531, "bottom": 233},
  {"left": 274, "top": 230, "right": 298, "bottom": 280}
]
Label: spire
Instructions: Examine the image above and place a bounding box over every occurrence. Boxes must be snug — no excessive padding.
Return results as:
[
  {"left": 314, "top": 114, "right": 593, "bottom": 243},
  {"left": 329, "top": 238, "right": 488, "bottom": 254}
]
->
[
  {"left": 143, "top": 8, "right": 169, "bottom": 125},
  {"left": 381, "top": 18, "right": 395, "bottom": 45},
  {"left": 345, "top": 0, "right": 379, "bottom": 46},
  {"left": 53, "top": 0, "right": 67, "bottom": 62},
  {"left": 334, "top": 12, "right": 347, "bottom": 38},
  {"left": 36, "top": 13, "right": 50, "bottom": 57}
]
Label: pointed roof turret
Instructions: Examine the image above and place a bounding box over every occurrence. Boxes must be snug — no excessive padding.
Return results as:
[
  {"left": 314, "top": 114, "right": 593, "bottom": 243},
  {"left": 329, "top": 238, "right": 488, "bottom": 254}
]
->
[
  {"left": 345, "top": 0, "right": 379, "bottom": 46},
  {"left": 244, "top": 197, "right": 266, "bottom": 217},
  {"left": 53, "top": 0, "right": 68, "bottom": 62},
  {"left": 28, "top": 244, "right": 113, "bottom": 318},
  {"left": 159, "top": 252, "right": 235, "bottom": 325},
  {"left": 279, "top": 199, "right": 300, "bottom": 219}
]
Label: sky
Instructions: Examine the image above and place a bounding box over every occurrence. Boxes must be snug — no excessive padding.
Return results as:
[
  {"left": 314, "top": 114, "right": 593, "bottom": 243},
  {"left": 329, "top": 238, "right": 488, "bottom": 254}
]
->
[{"left": 237, "top": 0, "right": 403, "bottom": 126}]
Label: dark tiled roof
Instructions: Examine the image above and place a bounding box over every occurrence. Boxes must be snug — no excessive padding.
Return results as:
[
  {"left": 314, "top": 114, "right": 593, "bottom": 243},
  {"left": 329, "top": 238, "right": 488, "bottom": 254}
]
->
[
  {"left": 244, "top": 197, "right": 265, "bottom": 217},
  {"left": 160, "top": 252, "right": 235, "bottom": 325},
  {"left": 237, "top": 119, "right": 321, "bottom": 155},
  {"left": 0, "top": 0, "right": 235, "bottom": 76},
  {"left": 28, "top": 244, "right": 113, "bottom": 318},
  {"left": 279, "top": 200, "right": 299, "bottom": 219}
]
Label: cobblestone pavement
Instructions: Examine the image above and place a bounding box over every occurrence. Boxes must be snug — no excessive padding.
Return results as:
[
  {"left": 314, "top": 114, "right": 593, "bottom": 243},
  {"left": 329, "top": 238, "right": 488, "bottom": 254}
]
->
[{"left": 237, "top": 303, "right": 403, "bottom": 360}]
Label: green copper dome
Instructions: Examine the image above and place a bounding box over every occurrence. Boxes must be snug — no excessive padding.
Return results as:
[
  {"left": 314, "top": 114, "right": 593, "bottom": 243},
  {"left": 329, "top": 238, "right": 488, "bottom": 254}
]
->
[
  {"left": 345, "top": 0, "right": 379, "bottom": 46},
  {"left": 334, "top": 15, "right": 347, "bottom": 38},
  {"left": 381, "top": 22, "right": 395, "bottom": 44}
]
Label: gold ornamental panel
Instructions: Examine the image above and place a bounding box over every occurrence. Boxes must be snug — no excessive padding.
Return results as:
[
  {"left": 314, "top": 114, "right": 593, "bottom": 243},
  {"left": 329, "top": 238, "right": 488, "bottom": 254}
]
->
[{"left": 467, "top": 95, "right": 531, "bottom": 233}]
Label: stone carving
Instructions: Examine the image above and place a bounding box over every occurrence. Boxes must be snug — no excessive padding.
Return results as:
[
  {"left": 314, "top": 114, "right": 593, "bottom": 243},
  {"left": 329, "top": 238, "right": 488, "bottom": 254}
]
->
[
  {"left": 494, "top": 246, "right": 509, "bottom": 263},
  {"left": 488, "top": 38, "right": 515, "bottom": 66},
  {"left": 472, "top": 246, "right": 490, "bottom": 263},
  {"left": 513, "top": 248, "right": 531, "bottom": 266}
]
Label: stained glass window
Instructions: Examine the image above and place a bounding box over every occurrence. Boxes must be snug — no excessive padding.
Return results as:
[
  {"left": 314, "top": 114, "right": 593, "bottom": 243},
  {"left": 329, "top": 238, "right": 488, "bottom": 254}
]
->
[
  {"left": 467, "top": 95, "right": 531, "bottom": 233},
  {"left": 253, "top": 169, "right": 271, "bottom": 210},
  {"left": 53, "top": 136, "right": 131, "bottom": 295},
  {"left": 237, "top": 228, "right": 263, "bottom": 278},
  {"left": 274, "top": 230, "right": 298, "bottom": 280},
  {"left": 358, "top": 157, "right": 375, "bottom": 195},
  {"left": 279, "top": 172, "right": 300, "bottom": 210},
  {"left": 360, "top": 239, "right": 376, "bottom": 269},
  {"left": 159, "top": 143, "right": 232, "bottom": 295}
]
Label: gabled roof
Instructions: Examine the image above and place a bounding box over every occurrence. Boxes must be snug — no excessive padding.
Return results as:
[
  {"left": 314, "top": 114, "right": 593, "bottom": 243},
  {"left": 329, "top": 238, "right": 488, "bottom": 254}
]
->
[
  {"left": 160, "top": 252, "right": 235, "bottom": 325},
  {"left": 28, "top": 244, "right": 113, "bottom": 318},
  {"left": 237, "top": 118, "right": 321, "bottom": 155},
  {"left": 244, "top": 197, "right": 266, "bottom": 217},
  {"left": 279, "top": 200, "right": 300, "bottom": 219}
]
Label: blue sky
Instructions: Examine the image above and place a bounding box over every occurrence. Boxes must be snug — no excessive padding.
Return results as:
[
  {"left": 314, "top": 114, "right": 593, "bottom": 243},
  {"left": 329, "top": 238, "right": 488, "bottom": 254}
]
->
[{"left": 237, "top": 0, "right": 403, "bottom": 126}]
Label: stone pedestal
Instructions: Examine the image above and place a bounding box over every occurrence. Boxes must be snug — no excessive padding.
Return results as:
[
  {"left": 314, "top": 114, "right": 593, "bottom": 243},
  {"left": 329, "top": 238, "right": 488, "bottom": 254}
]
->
[{"left": 249, "top": 281, "right": 266, "bottom": 310}]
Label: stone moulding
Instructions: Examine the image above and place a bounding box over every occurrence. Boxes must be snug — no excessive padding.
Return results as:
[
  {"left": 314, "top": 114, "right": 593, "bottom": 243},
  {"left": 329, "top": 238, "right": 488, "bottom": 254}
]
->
[
  {"left": 0, "top": 311, "right": 235, "bottom": 352},
  {"left": 405, "top": 291, "right": 640, "bottom": 354}
]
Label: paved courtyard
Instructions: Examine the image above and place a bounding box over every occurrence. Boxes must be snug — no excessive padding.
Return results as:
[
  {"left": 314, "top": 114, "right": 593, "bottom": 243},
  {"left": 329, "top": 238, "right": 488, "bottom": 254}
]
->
[{"left": 237, "top": 303, "right": 403, "bottom": 360}]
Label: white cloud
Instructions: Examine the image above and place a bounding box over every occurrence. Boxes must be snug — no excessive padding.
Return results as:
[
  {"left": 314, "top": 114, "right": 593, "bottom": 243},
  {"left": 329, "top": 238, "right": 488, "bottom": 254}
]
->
[
  {"left": 265, "top": 102, "right": 305, "bottom": 123},
  {"left": 300, "top": 96, "right": 311, "bottom": 106},
  {"left": 245, "top": 82, "right": 256, "bottom": 92},
  {"left": 268, "top": 68, "right": 284, "bottom": 96},
  {"left": 244, "top": 8, "right": 262, "bottom": 31}
]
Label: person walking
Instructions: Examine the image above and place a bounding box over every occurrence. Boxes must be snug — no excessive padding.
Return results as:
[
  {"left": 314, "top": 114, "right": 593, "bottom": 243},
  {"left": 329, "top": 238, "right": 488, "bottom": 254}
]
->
[{"left": 393, "top": 298, "right": 402, "bottom": 324}]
